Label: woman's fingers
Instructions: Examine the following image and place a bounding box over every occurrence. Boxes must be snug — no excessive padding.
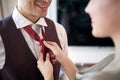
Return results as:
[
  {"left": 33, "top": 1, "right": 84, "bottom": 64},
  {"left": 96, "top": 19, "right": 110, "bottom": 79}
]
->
[
  {"left": 37, "top": 53, "right": 43, "bottom": 62},
  {"left": 43, "top": 41, "right": 52, "bottom": 49},
  {"left": 43, "top": 41, "right": 64, "bottom": 62},
  {"left": 37, "top": 53, "right": 44, "bottom": 68},
  {"left": 46, "top": 53, "right": 50, "bottom": 61},
  {"left": 51, "top": 54, "right": 56, "bottom": 58},
  {"left": 44, "top": 41, "right": 59, "bottom": 49},
  {"left": 46, "top": 41, "right": 57, "bottom": 46},
  {"left": 51, "top": 59, "right": 58, "bottom": 64},
  {"left": 51, "top": 54, "right": 58, "bottom": 64}
]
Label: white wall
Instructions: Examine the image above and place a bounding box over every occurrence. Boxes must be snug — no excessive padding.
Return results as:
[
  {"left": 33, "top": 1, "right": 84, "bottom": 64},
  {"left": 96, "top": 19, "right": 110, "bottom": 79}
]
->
[
  {"left": 47, "top": 0, "right": 57, "bottom": 22},
  {"left": 0, "top": 0, "right": 17, "bottom": 18},
  {"left": 68, "top": 46, "right": 115, "bottom": 65}
]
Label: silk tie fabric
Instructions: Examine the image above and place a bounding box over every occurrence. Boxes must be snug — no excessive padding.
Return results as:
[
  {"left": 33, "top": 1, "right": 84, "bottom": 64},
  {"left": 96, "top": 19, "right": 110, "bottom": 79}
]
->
[{"left": 23, "top": 25, "right": 49, "bottom": 61}]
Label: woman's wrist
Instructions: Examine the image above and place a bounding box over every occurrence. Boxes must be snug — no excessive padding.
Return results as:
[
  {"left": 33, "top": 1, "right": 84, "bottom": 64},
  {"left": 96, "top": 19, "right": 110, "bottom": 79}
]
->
[
  {"left": 55, "top": 50, "right": 66, "bottom": 63},
  {"left": 57, "top": 52, "right": 68, "bottom": 64},
  {"left": 44, "top": 74, "right": 54, "bottom": 80}
]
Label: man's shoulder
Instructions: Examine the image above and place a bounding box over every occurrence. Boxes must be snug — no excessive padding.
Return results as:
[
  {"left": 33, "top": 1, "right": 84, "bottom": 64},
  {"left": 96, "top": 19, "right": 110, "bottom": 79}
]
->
[
  {"left": 0, "top": 15, "right": 13, "bottom": 30},
  {"left": 0, "top": 15, "right": 13, "bottom": 24},
  {"left": 0, "top": 18, "right": 4, "bottom": 30},
  {"left": 44, "top": 17, "right": 64, "bottom": 28}
]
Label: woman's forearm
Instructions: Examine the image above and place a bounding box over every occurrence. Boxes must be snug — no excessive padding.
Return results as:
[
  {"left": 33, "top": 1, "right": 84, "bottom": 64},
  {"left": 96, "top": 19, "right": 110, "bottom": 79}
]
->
[
  {"left": 43, "top": 41, "right": 79, "bottom": 80},
  {"left": 44, "top": 75, "right": 54, "bottom": 80},
  {"left": 57, "top": 53, "right": 79, "bottom": 80}
]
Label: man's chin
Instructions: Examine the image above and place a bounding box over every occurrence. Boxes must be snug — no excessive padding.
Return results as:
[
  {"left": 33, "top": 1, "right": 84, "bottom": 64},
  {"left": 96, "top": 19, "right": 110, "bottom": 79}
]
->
[
  {"left": 37, "top": 13, "right": 47, "bottom": 18},
  {"left": 92, "top": 31, "right": 102, "bottom": 38},
  {"left": 92, "top": 34, "right": 107, "bottom": 38}
]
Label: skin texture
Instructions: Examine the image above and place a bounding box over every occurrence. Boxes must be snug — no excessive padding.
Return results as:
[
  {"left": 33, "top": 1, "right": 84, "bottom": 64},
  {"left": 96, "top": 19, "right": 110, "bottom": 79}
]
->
[
  {"left": 37, "top": 53, "right": 54, "bottom": 80},
  {"left": 85, "top": 0, "right": 120, "bottom": 38}
]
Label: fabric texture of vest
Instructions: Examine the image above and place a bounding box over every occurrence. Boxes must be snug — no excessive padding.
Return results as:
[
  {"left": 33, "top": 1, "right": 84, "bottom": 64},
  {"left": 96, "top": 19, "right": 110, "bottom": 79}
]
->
[{"left": 0, "top": 15, "right": 61, "bottom": 80}]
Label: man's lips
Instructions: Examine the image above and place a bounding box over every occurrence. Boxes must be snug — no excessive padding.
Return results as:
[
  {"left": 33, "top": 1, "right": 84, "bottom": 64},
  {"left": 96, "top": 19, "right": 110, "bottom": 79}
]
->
[{"left": 36, "top": 2, "right": 48, "bottom": 8}]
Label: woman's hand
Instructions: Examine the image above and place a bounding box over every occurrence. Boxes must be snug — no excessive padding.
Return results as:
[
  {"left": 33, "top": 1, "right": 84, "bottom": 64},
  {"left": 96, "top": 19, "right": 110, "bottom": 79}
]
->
[
  {"left": 44, "top": 41, "right": 79, "bottom": 80},
  {"left": 37, "top": 53, "right": 54, "bottom": 80},
  {"left": 43, "top": 41, "right": 65, "bottom": 62}
]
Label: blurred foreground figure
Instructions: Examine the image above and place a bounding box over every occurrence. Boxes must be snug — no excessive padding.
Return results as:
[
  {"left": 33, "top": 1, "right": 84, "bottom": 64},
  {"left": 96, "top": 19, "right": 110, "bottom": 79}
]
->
[{"left": 37, "top": 0, "right": 120, "bottom": 80}]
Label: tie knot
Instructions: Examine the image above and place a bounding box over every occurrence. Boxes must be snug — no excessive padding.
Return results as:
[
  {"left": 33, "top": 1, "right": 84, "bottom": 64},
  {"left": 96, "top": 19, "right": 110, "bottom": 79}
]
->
[{"left": 23, "top": 25, "right": 46, "bottom": 42}]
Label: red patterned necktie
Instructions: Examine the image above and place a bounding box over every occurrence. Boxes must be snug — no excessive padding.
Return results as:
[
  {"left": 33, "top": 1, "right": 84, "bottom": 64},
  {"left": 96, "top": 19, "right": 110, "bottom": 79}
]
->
[{"left": 23, "top": 25, "right": 49, "bottom": 61}]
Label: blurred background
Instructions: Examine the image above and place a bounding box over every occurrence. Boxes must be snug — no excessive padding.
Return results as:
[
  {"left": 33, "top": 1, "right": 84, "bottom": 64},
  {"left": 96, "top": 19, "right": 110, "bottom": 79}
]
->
[
  {"left": 0, "top": 0, "right": 115, "bottom": 79},
  {"left": 57, "top": 0, "right": 114, "bottom": 46}
]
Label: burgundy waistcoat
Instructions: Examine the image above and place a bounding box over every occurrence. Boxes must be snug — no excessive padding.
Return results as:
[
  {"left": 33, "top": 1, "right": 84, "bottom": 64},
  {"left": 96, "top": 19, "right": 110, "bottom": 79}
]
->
[{"left": 0, "top": 15, "right": 61, "bottom": 80}]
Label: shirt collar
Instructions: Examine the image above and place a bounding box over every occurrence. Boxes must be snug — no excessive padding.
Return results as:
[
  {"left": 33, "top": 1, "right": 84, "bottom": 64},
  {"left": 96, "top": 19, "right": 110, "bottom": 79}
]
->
[{"left": 12, "top": 7, "right": 48, "bottom": 29}]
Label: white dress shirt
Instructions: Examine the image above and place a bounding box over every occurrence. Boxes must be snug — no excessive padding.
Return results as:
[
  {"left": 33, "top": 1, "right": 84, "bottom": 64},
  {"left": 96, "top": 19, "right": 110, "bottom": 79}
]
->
[{"left": 0, "top": 7, "right": 68, "bottom": 69}]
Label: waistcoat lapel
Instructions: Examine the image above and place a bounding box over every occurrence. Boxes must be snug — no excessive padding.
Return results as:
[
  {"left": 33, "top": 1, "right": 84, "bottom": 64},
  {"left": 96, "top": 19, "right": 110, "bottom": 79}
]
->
[{"left": 45, "top": 17, "right": 62, "bottom": 80}]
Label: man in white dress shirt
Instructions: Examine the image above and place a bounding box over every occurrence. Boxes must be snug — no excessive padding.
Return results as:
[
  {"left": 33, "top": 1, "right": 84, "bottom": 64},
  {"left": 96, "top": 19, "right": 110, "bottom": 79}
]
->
[{"left": 0, "top": 0, "right": 68, "bottom": 80}]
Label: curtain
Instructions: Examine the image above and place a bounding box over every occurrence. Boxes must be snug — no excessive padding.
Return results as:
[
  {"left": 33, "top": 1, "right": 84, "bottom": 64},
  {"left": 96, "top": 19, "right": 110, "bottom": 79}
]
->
[
  {"left": 0, "top": 0, "right": 17, "bottom": 19},
  {"left": 0, "top": 0, "right": 3, "bottom": 18}
]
